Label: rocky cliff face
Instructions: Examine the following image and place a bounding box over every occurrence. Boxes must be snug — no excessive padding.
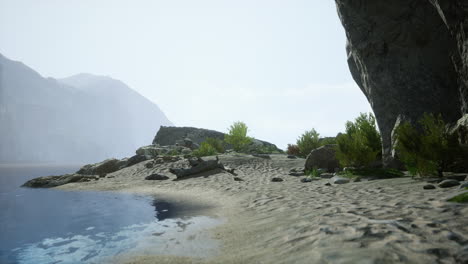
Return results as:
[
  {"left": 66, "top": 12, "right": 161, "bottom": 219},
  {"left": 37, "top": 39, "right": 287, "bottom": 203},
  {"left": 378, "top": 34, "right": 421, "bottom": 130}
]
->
[{"left": 335, "top": 0, "right": 468, "bottom": 165}]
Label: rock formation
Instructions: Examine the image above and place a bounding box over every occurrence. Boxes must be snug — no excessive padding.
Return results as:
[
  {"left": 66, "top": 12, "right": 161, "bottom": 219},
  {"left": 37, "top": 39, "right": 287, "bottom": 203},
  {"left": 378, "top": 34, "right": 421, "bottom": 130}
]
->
[
  {"left": 153, "top": 126, "right": 282, "bottom": 153},
  {"left": 334, "top": 0, "right": 468, "bottom": 166}
]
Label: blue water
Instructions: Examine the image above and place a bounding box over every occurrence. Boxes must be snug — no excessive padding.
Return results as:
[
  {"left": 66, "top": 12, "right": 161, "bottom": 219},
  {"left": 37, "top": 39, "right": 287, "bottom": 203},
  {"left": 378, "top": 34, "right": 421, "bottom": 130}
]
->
[{"left": 0, "top": 165, "right": 221, "bottom": 264}]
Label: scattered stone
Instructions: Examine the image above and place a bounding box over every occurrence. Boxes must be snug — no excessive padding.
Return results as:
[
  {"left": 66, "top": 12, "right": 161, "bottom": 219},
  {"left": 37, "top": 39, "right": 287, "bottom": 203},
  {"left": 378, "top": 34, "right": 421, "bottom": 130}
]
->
[
  {"left": 145, "top": 174, "right": 169, "bottom": 180},
  {"left": 438, "top": 179, "right": 461, "bottom": 188},
  {"left": 289, "top": 172, "right": 305, "bottom": 177},
  {"left": 301, "top": 178, "right": 312, "bottom": 183},
  {"left": 145, "top": 162, "right": 154, "bottom": 169},
  {"left": 325, "top": 182, "right": 332, "bottom": 186},
  {"left": 287, "top": 155, "right": 297, "bottom": 159},
  {"left": 353, "top": 176, "right": 362, "bottom": 182},
  {"left": 271, "top": 177, "right": 284, "bottom": 182},
  {"left": 305, "top": 145, "right": 340, "bottom": 173},
  {"left": 460, "top": 182, "right": 468, "bottom": 189},
  {"left": 22, "top": 174, "right": 98, "bottom": 188},
  {"left": 224, "top": 166, "right": 236, "bottom": 175},
  {"left": 331, "top": 176, "right": 350, "bottom": 184},
  {"left": 76, "top": 159, "right": 121, "bottom": 176},
  {"left": 136, "top": 145, "right": 161, "bottom": 158},
  {"left": 423, "top": 184, "right": 436, "bottom": 190},
  {"left": 234, "top": 177, "right": 244, "bottom": 182},
  {"left": 320, "top": 173, "right": 334, "bottom": 179}
]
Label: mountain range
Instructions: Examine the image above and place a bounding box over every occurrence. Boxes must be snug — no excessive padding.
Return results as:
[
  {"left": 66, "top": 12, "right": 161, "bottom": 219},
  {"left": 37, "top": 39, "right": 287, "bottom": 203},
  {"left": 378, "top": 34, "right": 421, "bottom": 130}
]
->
[{"left": 0, "top": 53, "right": 172, "bottom": 163}]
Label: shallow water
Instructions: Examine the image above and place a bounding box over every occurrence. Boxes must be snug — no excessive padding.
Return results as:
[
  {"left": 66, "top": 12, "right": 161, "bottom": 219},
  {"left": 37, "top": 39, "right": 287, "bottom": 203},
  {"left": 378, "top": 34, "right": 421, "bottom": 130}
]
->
[{"left": 0, "top": 165, "right": 221, "bottom": 264}]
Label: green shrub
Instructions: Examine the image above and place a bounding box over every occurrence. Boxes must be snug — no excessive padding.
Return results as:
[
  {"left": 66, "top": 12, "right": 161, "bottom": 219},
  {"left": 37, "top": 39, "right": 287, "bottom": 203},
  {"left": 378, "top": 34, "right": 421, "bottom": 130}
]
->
[
  {"left": 224, "top": 121, "right": 253, "bottom": 152},
  {"left": 296, "top": 129, "right": 321, "bottom": 157},
  {"left": 447, "top": 191, "right": 468, "bottom": 203},
  {"left": 286, "top": 144, "right": 300, "bottom": 156},
  {"left": 320, "top": 137, "right": 337, "bottom": 145},
  {"left": 338, "top": 168, "right": 403, "bottom": 179},
  {"left": 336, "top": 113, "right": 382, "bottom": 167},
  {"left": 395, "top": 113, "right": 460, "bottom": 177},
  {"left": 192, "top": 142, "right": 217, "bottom": 157},
  {"left": 204, "top": 137, "right": 225, "bottom": 153},
  {"left": 305, "top": 168, "right": 322, "bottom": 178}
]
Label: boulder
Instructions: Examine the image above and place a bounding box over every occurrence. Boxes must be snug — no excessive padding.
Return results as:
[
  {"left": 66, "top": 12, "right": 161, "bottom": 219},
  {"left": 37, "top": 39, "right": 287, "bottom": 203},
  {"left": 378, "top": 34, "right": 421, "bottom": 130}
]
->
[
  {"left": 460, "top": 182, "right": 468, "bottom": 189},
  {"left": 305, "top": 145, "right": 340, "bottom": 173},
  {"left": 136, "top": 145, "right": 162, "bottom": 158},
  {"left": 145, "top": 174, "right": 169, "bottom": 180},
  {"left": 271, "top": 177, "right": 284, "bottom": 182},
  {"left": 446, "top": 174, "right": 468, "bottom": 182},
  {"left": 330, "top": 176, "right": 350, "bottom": 184},
  {"left": 287, "top": 155, "right": 297, "bottom": 159},
  {"left": 335, "top": 0, "right": 468, "bottom": 166},
  {"left": 76, "top": 159, "right": 120, "bottom": 176},
  {"left": 22, "top": 174, "right": 98, "bottom": 188},
  {"left": 423, "top": 184, "right": 437, "bottom": 190},
  {"left": 126, "top": 154, "right": 149, "bottom": 167},
  {"left": 438, "top": 179, "right": 461, "bottom": 188}
]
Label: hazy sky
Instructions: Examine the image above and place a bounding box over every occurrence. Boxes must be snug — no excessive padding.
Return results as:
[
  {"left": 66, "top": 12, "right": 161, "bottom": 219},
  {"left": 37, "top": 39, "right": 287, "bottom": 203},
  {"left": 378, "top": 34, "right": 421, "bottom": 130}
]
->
[{"left": 0, "top": 0, "right": 372, "bottom": 149}]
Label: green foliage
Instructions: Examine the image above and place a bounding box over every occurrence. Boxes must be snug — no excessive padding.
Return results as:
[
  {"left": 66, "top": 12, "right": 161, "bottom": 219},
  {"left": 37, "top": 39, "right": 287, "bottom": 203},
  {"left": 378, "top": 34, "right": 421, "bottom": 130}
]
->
[
  {"left": 320, "top": 137, "right": 337, "bottom": 145},
  {"left": 447, "top": 191, "right": 468, "bottom": 203},
  {"left": 166, "top": 149, "right": 179, "bottom": 156},
  {"left": 224, "top": 121, "right": 253, "bottom": 152},
  {"left": 192, "top": 142, "right": 217, "bottom": 157},
  {"left": 305, "top": 168, "right": 322, "bottom": 178},
  {"left": 296, "top": 129, "right": 321, "bottom": 157},
  {"left": 395, "top": 113, "right": 460, "bottom": 177},
  {"left": 336, "top": 113, "right": 382, "bottom": 167},
  {"left": 204, "top": 137, "right": 225, "bottom": 153},
  {"left": 286, "top": 144, "right": 300, "bottom": 156}
]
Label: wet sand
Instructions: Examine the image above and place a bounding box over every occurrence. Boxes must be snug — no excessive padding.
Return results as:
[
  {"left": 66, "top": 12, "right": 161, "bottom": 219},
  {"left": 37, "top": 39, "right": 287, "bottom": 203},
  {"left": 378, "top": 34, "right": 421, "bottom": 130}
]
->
[{"left": 58, "top": 154, "right": 468, "bottom": 264}]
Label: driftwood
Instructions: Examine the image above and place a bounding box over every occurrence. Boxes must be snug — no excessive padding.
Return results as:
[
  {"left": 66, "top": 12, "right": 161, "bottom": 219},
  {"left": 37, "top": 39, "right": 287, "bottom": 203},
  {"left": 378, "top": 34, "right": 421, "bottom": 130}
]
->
[{"left": 169, "top": 156, "right": 235, "bottom": 179}]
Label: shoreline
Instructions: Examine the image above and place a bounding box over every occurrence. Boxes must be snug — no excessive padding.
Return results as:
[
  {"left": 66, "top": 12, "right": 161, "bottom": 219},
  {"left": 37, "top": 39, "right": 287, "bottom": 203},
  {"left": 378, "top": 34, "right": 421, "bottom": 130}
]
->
[{"left": 54, "top": 154, "right": 468, "bottom": 263}]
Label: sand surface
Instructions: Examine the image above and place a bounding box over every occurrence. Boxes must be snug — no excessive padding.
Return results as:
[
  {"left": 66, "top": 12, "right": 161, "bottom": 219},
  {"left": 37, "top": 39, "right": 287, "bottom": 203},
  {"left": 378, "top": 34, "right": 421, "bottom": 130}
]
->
[{"left": 58, "top": 154, "right": 468, "bottom": 264}]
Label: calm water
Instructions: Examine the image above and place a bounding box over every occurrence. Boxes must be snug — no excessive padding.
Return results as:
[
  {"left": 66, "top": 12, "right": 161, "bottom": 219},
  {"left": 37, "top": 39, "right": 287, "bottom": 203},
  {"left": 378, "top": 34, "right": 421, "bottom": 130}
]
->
[{"left": 0, "top": 165, "right": 220, "bottom": 264}]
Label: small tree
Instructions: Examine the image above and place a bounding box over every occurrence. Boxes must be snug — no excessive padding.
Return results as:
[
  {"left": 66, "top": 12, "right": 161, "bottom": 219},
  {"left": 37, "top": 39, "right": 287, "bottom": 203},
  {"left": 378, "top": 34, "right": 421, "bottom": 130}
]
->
[
  {"left": 224, "top": 121, "right": 252, "bottom": 152},
  {"left": 296, "top": 129, "right": 321, "bottom": 157},
  {"left": 395, "top": 113, "right": 459, "bottom": 177},
  {"left": 286, "top": 144, "right": 300, "bottom": 156},
  {"left": 336, "top": 113, "right": 382, "bottom": 167},
  {"left": 204, "top": 137, "right": 225, "bottom": 153}
]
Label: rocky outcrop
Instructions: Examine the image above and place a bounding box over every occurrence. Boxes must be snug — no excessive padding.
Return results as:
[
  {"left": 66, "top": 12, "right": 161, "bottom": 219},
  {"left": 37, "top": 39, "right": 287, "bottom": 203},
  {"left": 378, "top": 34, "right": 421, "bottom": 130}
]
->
[
  {"left": 335, "top": 0, "right": 468, "bottom": 166},
  {"left": 22, "top": 174, "right": 98, "bottom": 188},
  {"left": 153, "top": 126, "right": 282, "bottom": 153},
  {"left": 305, "top": 145, "right": 340, "bottom": 173},
  {"left": 76, "top": 159, "right": 121, "bottom": 176}
]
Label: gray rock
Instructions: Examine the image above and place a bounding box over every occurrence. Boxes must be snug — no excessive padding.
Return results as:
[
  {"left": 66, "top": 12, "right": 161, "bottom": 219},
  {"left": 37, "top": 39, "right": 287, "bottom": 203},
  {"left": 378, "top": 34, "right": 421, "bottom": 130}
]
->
[
  {"left": 335, "top": 0, "right": 468, "bottom": 166},
  {"left": 325, "top": 182, "right": 332, "bottom": 186},
  {"left": 301, "top": 178, "right": 312, "bottom": 183},
  {"left": 271, "top": 177, "right": 284, "bottom": 182},
  {"left": 305, "top": 145, "right": 340, "bottom": 173},
  {"left": 136, "top": 145, "right": 161, "bottom": 158},
  {"left": 423, "top": 184, "right": 436, "bottom": 190},
  {"left": 353, "top": 176, "right": 362, "bottom": 183},
  {"left": 22, "top": 174, "right": 98, "bottom": 188},
  {"left": 330, "top": 176, "right": 350, "bottom": 184},
  {"left": 287, "top": 155, "right": 297, "bottom": 159},
  {"left": 76, "top": 159, "right": 120, "bottom": 176},
  {"left": 145, "top": 162, "right": 154, "bottom": 169},
  {"left": 459, "top": 182, "right": 468, "bottom": 189},
  {"left": 234, "top": 177, "right": 244, "bottom": 182},
  {"left": 145, "top": 174, "right": 169, "bottom": 180},
  {"left": 126, "top": 154, "right": 149, "bottom": 167},
  {"left": 438, "top": 179, "right": 461, "bottom": 188},
  {"left": 252, "top": 154, "right": 271, "bottom": 159},
  {"left": 153, "top": 126, "right": 281, "bottom": 152}
]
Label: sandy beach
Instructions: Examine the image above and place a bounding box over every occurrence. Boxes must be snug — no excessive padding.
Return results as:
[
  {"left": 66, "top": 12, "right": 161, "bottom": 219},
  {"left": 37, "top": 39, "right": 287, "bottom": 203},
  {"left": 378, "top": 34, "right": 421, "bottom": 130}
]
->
[{"left": 57, "top": 154, "right": 468, "bottom": 264}]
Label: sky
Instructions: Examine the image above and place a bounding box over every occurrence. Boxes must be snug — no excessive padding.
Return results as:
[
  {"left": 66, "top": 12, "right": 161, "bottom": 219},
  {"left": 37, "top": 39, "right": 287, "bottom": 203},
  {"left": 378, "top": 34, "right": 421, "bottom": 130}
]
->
[{"left": 0, "top": 0, "right": 372, "bottom": 149}]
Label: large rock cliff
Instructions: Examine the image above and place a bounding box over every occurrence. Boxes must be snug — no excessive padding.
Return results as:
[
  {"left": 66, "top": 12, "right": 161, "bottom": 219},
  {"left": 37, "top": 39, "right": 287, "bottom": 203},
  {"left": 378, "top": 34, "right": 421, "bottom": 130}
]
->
[{"left": 335, "top": 0, "right": 468, "bottom": 165}]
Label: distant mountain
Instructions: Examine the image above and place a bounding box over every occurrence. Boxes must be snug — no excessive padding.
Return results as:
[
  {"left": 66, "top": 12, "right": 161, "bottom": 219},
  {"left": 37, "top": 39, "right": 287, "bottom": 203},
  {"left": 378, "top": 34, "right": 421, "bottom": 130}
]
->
[{"left": 0, "top": 53, "right": 172, "bottom": 163}]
